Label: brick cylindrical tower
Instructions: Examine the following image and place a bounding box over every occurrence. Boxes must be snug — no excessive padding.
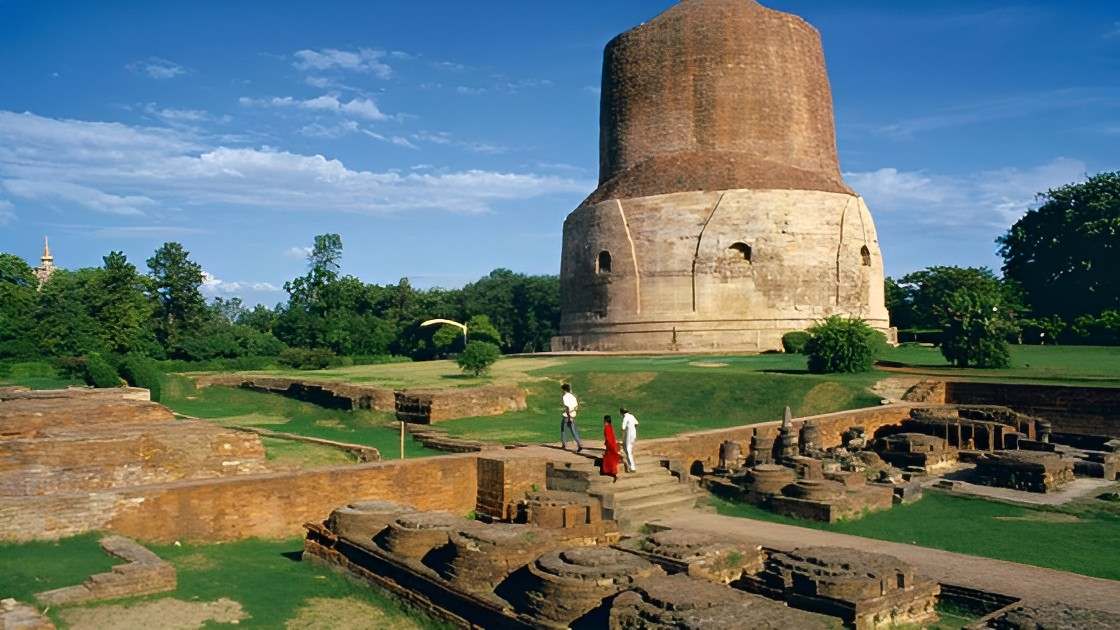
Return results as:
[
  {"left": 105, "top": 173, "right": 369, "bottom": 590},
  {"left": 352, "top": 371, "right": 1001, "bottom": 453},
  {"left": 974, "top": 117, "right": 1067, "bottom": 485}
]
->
[{"left": 553, "top": 0, "right": 892, "bottom": 353}]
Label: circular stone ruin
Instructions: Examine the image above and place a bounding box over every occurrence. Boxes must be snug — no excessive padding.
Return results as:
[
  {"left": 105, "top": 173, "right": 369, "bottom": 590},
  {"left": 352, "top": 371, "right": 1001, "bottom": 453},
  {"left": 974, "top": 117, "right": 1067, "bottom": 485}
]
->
[
  {"left": 327, "top": 500, "right": 415, "bottom": 545},
  {"left": 739, "top": 464, "right": 796, "bottom": 497},
  {"left": 781, "top": 479, "right": 845, "bottom": 502},
  {"left": 610, "top": 573, "right": 835, "bottom": 630},
  {"left": 521, "top": 547, "right": 660, "bottom": 627},
  {"left": 445, "top": 523, "right": 556, "bottom": 594},
  {"left": 380, "top": 511, "right": 470, "bottom": 560},
  {"left": 640, "top": 529, "right": 763, "bottom": 583}
]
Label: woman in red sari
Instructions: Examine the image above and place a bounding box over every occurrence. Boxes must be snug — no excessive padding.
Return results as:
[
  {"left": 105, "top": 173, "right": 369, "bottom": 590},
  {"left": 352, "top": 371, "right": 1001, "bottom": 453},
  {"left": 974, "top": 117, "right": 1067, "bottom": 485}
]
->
[{"left": 600, "top": 415, "right": 621, "bottom": 480}]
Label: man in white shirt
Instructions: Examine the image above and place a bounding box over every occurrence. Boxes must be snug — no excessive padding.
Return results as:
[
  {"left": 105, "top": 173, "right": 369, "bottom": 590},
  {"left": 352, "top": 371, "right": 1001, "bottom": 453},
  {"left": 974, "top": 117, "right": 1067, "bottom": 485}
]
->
[
  {"left": 620, "top": 407, "right": 639, "bottom": 472},
  {"left": 560, "top": 383, "right": 582, "bottom": 452}
]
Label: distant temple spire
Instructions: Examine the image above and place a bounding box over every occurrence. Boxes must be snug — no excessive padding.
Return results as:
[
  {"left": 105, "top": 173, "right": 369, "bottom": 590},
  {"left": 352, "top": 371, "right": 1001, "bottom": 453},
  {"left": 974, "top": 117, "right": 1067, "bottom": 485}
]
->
[{"left": 34, "top": 236, "right": 56, "bottom": 287}]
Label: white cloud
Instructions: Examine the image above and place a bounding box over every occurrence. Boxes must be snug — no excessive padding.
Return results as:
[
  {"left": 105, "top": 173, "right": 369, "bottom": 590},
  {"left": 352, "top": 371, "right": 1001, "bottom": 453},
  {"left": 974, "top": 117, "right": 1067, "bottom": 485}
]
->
[
  {"left": 285, "top": 245, "right": 313, "bottom": 259},
  {"left": 0, "top": 110, "right": 591, "bottom": 217},
  {"left": 240, "top": 94, "right": 390, "bottom": 121},
  {"left": 456, "top": 86, "right": 486, "bottom": 96},
  {"left": 0, "top": 199, "right": 14, "bottom": 225},
  {"left": 1106, "top": 22, "right": 1120, "bottom": 38},
  {"left": 89, "top": 225, "right": 209, "bottom": 238},
  {"left": 201, "top": 271, "right": 281, "bottom": 295},
  {"left": 292, "top": 48, "right": 392, "bottom": 78},
  {"left": 846, "top": 157, "right": 1087, "bottom": 229},
  {"left": 3, "top": 179, "right": 155, "bottom": 216},
  {"left": 126, "top": 57, "right": 186, "bottom": 80}
]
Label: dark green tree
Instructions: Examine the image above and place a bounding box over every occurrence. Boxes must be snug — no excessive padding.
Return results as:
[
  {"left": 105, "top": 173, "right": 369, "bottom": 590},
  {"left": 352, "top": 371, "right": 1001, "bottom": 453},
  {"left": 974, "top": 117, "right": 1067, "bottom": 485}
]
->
[
  {"left": 91, "top": 251, "right": 155, "bottom": 355},
  {"left": 0, "top": 253, "right": 39, "bottom": 358},
  {"left": 147, "top": 242, "right": 206, "bottom": 351},
  {"left": 998, "top": 172, "right": 1120, "bottom": 321},
  {"left": 939, "top": 290, "right": 1015, "bottom": 368},
  {"left": 35, "top": 269, "right": 106, "bottom": 357},
  {"left": 897, "top": 266, "right": 1022, "bottom": 330}
]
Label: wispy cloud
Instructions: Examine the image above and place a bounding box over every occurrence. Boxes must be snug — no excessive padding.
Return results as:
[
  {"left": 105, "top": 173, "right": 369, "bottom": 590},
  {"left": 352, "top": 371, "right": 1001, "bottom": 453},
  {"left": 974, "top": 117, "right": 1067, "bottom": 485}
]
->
[
  {"left": 239, "top": 94, "right": 392, "bottom": 121},
  {"left": 847, "top": 157, "right": 1087, "bottom": 229},
  {"left": 1106, "top": 22, "right": 1120, "bottom": 38},
  {"left": 411, "top": 130, "right": 508, "bottom": 154},
  {"left": 284, "top": 245, "right": 312, "bottom": 260},
  {"left": 139, "top": 103, "right": 230, "bottom": 127},
  {"left": 126, "top": 57, "right": 187, "bottom": 80},
  {"left": 292, "top": 48, "right": 392, "bottom": 78},
  {"left": 0, "top": 110, "right": 591, "bottom": 217},
  {"left": 3, "top": 179, "right": 155, "bottom": 216},
  {"left": 869, "top": 88, "right": 1119, "bottom": 139},
  {"left": 91, "top": 225, "right": 209, "bottom": 238},
  {"left": 202, "top": 271, "right": 281, "bottom": 294}
]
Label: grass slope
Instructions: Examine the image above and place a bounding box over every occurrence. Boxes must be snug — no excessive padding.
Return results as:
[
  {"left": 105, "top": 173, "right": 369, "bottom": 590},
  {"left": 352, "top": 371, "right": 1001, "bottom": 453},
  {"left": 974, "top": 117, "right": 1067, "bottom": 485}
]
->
[
  {"left": 713, "top": 491, "right": 1120, "bottom": 581},
  {"left": 0, "top": 534, "right": 447, "bottom": 628},
  {"left": 438, "top": 355, "right": 882, "bottom": 444}
]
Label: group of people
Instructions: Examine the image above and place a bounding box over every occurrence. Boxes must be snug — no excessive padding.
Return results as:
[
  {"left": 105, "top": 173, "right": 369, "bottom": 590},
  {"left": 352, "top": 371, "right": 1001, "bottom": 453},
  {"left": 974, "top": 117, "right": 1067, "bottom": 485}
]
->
[{"left": 560, "top": 383, "right": 639, "bottom": 480}]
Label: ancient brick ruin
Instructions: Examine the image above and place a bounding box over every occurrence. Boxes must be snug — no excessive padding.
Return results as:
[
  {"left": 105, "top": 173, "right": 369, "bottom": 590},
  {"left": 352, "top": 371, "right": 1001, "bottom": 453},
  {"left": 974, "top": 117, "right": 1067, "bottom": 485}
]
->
[
  {"left": 35, "top": 536, "right": 176, "bottom": 605},
  {"left": 554, "top": 0, "right": 891, "bottom": 352}
]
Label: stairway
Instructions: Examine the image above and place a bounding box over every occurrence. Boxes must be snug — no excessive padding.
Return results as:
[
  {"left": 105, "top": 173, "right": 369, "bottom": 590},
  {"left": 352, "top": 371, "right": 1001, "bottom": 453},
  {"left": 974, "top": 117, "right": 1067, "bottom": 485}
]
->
[{"left": 546, "top": 455, "right": 701, "bottom": 529}]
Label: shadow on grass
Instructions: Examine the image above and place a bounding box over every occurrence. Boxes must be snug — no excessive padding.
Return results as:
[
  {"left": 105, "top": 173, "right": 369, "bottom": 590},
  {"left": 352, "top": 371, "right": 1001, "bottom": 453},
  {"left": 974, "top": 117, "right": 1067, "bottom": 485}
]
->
[{"left": 280, "top": 551, "right": 304, "bottom": 562}]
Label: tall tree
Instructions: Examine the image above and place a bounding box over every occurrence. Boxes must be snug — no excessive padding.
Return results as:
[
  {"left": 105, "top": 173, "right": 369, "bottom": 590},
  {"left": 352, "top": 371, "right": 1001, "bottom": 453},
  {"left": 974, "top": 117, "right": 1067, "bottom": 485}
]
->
[
  {"left": 91, "top": 251, "right": 154, "bottom": 354},
  {"left": 147, "top": 242, "right": 206, "bottom": 350},
  {"left": 0, "top": 253, "right": 40, "bottom": 358},
  {"left": 897, "top": 266, "right": 1022, "bottom": 330},
  {"left": 998, "top": 171, "right": 1120, "bottom": 320}
]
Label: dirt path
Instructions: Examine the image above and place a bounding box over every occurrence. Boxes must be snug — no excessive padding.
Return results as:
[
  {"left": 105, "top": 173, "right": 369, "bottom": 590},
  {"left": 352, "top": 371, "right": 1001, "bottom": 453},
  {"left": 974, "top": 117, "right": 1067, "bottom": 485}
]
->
[{"left": 656, "top": 512, "right": 1120, "bottom": 613}]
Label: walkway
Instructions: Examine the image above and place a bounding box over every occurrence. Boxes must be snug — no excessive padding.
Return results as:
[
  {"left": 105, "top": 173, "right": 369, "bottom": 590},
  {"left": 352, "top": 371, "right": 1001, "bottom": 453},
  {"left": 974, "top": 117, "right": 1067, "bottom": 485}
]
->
[{"left": 656, "top": 512, "right": 1120, "bottom": 614}]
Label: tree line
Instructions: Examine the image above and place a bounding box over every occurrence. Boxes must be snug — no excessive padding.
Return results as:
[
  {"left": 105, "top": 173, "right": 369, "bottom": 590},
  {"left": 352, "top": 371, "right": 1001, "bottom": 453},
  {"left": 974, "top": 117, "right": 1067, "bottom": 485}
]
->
[
  {"left": 885, "top": 171, "right": 1120, "bottom": 366},
  {"left": 0, "top": 234, "right": 559, "bottom": 373}
]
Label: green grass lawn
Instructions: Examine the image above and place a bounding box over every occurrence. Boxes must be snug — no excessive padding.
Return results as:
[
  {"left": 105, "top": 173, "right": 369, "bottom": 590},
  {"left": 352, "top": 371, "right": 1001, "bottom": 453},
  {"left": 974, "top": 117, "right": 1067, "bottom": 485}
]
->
[
  {"left": 712, "top": 490, "right": 1120, "bottom": 581},
  {"left": 160, "top": 375, "right": 440, "bottom": 459},
  {"left": 0, "top": 534, "right": 447, "bottom": 628},
  {"left": 879, "top": 344, "right": 1120, "bottom": 386},
  {"left": 436, "top": 354, "right": 883, "bottom": 444}
]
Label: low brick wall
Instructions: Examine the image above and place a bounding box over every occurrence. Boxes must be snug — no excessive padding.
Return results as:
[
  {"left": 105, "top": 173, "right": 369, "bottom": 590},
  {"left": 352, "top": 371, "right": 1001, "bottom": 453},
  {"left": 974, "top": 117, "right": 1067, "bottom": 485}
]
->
[
  {"left": 941, "top": 382, "right": 1120, "bottom": 436},
  {"left": 36, "top": 536, "right": 176, "bottom": 605},
  {"left": 640, "top": 404, "right": 919, "bottom": 471},
  {"left": 194, "top": 374, "right": 397, "bottom": 412},
  {"left": 0, "top": 454, "right": 480, "bottom": 543},
  {"left": 196, "top": 374, "right": 526, "bottom": 423}
]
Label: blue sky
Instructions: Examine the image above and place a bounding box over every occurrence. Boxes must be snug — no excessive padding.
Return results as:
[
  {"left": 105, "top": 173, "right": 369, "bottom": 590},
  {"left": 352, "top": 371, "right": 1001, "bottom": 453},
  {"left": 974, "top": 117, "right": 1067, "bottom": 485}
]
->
[{"left": 0, "top": 0, "right": 1117, "bottom": 305}]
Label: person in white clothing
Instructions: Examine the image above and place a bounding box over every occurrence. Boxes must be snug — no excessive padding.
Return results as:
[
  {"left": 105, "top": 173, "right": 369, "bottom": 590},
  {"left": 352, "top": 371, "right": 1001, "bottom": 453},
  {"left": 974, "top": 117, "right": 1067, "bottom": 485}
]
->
[
  {"left": 560, "top": 383, "right": 582, "bottom": 451},
  {"left": 619, "top": 407, "right": 639, "bottom": 472}
]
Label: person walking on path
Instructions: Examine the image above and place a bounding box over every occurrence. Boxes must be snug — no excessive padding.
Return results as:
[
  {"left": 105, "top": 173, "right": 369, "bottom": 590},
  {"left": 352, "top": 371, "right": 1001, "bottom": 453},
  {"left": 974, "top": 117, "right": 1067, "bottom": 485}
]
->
[
  {"left": 560, "top": 383, "right": 582, "bottom": 452},
  {"left": 600, "top": 415, "right": 621, "bottom": 480},
  {"left": 620, "top": 407, "right": 639, "bottom": 472}
]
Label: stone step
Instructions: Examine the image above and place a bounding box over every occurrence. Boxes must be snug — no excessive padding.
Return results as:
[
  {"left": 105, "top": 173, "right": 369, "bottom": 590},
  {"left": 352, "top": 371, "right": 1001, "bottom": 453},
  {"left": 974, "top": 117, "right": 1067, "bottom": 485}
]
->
[
  {"left": 596, "top": 481, "right": 695, "bottom": 509},
  {"left": 610, "top": 493, "right": 700, "bottom": 528}
]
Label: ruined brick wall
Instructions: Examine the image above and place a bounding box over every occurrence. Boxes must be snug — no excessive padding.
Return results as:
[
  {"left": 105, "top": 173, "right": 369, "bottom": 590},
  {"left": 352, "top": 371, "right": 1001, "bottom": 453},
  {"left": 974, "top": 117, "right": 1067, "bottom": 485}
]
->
[
  {"left": 640, "top": 404, "right": 917, "bottom": 471},
  {"left": 194, "top": 375, "right": 397, "bottom": 412},
  {"left": 0, "top": 454, "right": 479, "bottom": 543},
  {"left": 942, "top": 382, "right": 1120, "bottom": 436},
  {"left": 476, "top": 455, "right": 548, "bottom": 520},
  {"left": 590, "top": 0, "right": 850, "bottom": 204}
]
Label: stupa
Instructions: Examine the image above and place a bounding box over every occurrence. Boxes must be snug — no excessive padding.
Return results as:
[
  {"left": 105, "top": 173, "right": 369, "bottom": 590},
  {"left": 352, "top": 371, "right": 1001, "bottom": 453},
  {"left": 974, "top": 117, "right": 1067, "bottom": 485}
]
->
[{"left": 552, "top": 0, "right": 891, "bottom": 352}]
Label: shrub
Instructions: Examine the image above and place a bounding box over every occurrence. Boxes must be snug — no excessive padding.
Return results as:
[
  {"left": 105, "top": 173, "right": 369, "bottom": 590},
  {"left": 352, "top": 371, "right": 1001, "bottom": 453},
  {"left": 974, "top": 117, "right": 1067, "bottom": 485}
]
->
[
  {"left": 83, "top": 353, "right": 121, "bottom": 388},
  {"left": 939, "top": 291, "right": 1014, "bottom": 368},
  {"left": 781, "top": 331, "right": 811, "bottom": 354},
  {"left": 118, "top": 354, "right": 163, "bottom": 401},
  {"left": 1071, "top": 311, "right": 1120, "bottom": 346},
  {"left": 456, "top": 341, "right": 500, "bottom": 376},
  {"left": 278, "top": 347, "right": 336, "bottom": 370},
  {"left": 804, "top": 317, "right": 879, "bottom": 374}
]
